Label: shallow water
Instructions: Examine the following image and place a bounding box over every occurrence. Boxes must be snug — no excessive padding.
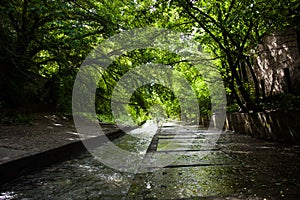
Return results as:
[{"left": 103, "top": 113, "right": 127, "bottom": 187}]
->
[{"left": 1, "top": 122, "right": 300, "bottom": 199}]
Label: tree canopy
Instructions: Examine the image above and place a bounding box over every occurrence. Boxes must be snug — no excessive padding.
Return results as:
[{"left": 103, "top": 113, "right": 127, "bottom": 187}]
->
[
  {"left": 0, "top": 0, "right": 123, "bottom": 109},
  {"left": 1, "top": 0, "right": 299, "bottom": 122}
]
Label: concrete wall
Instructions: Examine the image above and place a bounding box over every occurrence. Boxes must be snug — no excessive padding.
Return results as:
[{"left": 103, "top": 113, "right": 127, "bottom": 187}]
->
[
  {"left": 225, "top": 111, "right": 300, "bottom": 144},
  {"left": 254, "top": 29, "right": 300, "bottom": 95}
]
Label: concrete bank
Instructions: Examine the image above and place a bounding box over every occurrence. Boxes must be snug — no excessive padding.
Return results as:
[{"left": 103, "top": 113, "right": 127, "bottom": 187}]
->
[
  {"left": 0, "top": 113, "right": 126, "bottom": 185},
  {"left": 224, "top": 110, "right": 300, "bottom": 144},
  {"left": 0, "top": 129, "right": 126, "bottom": 185}
]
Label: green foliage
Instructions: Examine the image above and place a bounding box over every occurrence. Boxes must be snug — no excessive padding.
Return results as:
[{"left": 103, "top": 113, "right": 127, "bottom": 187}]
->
[
  {"left": 135, "top": 0, "right": 300, "bottom": 112},
  {"left": 0, "top": 0, "right": 124, "bottom": 110},
  {"left": 94, "top": 46, "right": 213, "bottom": 125},
  {"left": 0, "top": 113, "right": 32, "bottom": 125},
  {"left": 262, "top": 94, "right": 300, "bottom": 111},
  {"left": 226, "top": 103, "right": 240, "bottom": 113},
  {"left": 97, "top": 113, "right": 114, "bottom": 123},
  {"left": 1, "top": 0, "right": 299, "bottom": 119}
]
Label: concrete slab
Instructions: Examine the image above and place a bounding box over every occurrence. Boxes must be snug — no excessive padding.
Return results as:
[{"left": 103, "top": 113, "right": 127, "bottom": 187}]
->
[
  {"left": 1, "top": 120, "right": 300, "bottom": 199},
  {"left": 0, "top": 113, "right": 124, "bottom": 184}
]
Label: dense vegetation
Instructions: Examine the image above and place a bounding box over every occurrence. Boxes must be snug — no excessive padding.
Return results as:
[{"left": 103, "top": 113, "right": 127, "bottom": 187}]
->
[{"left": 1, "top": 0, "right": 299, "bottom": 123}]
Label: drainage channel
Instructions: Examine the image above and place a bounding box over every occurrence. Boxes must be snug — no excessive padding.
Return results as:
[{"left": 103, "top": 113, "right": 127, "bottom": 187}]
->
[
  {"left": 2, "top": 121, "right": 295, "bottom": 199},
  {"left": 0, "top": 121, "right": 235, "bottom": 199},
  {"left": 0, "top": 121, "right": 158, "bottom": 200}
]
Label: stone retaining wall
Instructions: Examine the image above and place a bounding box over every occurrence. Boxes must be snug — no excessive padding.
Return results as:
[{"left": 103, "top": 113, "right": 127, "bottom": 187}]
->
[
  {"left": 224, "top": 111, "right": 300, "bottom": 144},
  {"left": 254, "top": 29, "right": 300, "bottom": 95}
]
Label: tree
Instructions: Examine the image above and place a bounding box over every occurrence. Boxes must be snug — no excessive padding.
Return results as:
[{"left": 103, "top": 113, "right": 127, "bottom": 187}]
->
[
  {"left": 0, "top": 0, "right": 122, "bottom": 110},
  {"left": 2, "top": 0, "right": 299, "bottom": 116},
  {"left": 94, "top": 46, "right": 212, "bottom": 124},
  {"left": 130, "top": 0, "right": 300, "bottom": 112}
]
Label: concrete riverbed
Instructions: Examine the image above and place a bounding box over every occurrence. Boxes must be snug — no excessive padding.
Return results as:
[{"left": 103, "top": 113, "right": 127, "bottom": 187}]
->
[{"left": 1, "top": 119, "right": 300, "bottom": 199}]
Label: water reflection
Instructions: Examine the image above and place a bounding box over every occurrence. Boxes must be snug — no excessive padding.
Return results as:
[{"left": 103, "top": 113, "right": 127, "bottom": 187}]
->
[{"left": 0, "top": 124, "right": 300, "bottom": 199}]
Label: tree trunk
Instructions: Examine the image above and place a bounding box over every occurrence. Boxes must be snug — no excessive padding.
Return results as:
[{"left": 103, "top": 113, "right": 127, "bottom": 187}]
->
[
  {"left": 245, "top": 56, "right": 260, "bottom": 103},
  {"left": 227, "top": 54, "right": 260, "bottom": 112}
]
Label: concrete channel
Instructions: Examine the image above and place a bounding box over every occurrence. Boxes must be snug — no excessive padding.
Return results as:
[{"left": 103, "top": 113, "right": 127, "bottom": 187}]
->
[{"left": 1, "top": 121, "right": 300, "bottom": 199}]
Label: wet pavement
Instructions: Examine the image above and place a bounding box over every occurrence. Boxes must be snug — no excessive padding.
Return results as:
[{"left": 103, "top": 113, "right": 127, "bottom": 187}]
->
[
  {"left": 1, "top": 121, "right": 300, "bottom": 199},
  {"left": 0, "top": 114, "right": 121, "bottom": 165}
]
